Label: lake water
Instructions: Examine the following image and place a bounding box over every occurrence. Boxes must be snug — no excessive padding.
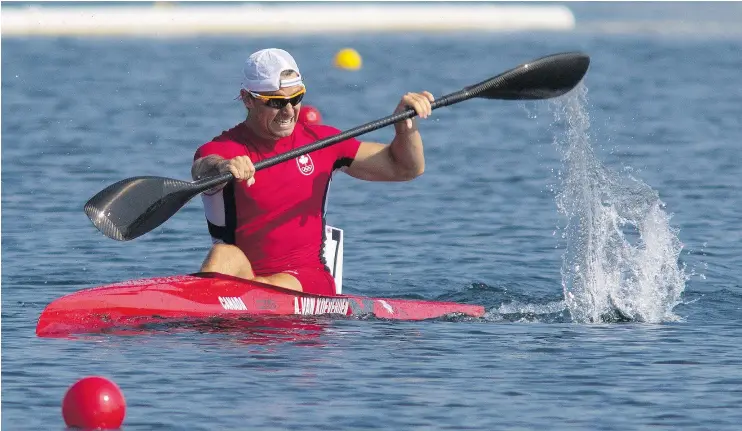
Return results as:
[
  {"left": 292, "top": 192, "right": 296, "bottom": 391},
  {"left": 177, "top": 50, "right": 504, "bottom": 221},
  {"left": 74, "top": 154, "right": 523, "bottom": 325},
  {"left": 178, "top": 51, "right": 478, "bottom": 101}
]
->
[{"left": 3, "top": 3, "right": 742, "bottom": 430}]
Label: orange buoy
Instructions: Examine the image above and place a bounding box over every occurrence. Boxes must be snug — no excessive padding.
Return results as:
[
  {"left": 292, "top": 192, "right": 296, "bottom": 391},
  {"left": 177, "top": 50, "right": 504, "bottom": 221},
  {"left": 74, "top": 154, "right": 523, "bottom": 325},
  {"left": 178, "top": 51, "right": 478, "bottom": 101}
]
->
[
  {"left": 62, "top": 376, "right": 126, "bottom": 429},
  {"left": 299, "top": 105, "right": 322, "bottom": 125}
]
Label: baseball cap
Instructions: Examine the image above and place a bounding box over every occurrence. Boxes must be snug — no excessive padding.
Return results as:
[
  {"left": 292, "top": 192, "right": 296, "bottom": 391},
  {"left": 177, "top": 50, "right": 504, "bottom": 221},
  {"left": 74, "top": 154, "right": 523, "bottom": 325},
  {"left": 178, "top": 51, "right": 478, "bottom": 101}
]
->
[{"left": 241, "top": 48, "right": 304, "bottom": 93}]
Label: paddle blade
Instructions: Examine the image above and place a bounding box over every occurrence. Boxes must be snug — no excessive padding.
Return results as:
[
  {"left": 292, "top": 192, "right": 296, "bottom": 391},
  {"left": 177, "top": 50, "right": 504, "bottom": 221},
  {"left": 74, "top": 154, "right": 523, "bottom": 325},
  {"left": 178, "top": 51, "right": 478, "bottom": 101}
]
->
[
  {"left": 468, "top": 52, "right": 590, "bottom": 100},
  {"left": 84, "top": 176, "right": 197, "bottom": 241}
]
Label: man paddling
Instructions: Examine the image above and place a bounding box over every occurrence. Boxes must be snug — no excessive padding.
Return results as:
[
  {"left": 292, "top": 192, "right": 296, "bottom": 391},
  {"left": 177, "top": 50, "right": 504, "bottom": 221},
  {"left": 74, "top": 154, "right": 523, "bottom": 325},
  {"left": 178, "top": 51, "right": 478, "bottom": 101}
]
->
[{"left": 191, "top": 48, "right": 433, "bottom": 295}]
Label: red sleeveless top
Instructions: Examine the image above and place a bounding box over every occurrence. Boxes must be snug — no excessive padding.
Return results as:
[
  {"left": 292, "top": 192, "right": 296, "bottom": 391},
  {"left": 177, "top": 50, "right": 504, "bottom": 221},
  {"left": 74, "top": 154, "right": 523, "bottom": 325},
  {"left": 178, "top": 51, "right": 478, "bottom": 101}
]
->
[{"left": 194, "top": 122, "right": 361, "bottom": 275}]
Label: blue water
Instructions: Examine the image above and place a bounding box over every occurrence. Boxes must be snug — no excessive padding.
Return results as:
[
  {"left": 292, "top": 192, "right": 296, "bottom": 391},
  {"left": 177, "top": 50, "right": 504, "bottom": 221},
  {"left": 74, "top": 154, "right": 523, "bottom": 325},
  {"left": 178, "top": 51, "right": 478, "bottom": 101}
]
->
[{"left": 3, "top": 3, "right": 742, "bottom": 430}]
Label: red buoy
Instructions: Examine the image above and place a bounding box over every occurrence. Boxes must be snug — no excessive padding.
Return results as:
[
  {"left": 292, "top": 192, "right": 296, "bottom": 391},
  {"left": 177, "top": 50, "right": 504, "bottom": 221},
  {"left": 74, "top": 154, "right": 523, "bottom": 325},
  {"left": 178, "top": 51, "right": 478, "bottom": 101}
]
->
[
  {"left": 298, "top": 104, "right": 322, "bottom": 125},
  {"left": 62, "top": 376, "right": 126, "bottom": 429}
]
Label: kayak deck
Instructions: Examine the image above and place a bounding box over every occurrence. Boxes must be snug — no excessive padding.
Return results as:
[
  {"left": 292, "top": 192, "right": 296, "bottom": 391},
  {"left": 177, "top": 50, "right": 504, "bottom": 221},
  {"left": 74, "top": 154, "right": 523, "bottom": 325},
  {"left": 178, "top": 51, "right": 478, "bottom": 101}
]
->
[{"left": 36, "top": 273, "right": 485, "bottom": 337}]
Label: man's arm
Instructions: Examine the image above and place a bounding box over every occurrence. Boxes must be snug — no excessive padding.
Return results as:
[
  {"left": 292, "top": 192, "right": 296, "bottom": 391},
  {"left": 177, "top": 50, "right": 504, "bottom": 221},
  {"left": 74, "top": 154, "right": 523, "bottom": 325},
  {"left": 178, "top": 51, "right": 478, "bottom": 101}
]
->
[
  {"left": 344, "top": 91, "right": 432, "bottom": 182},
  {"left": 192, "top": 155, "right": 226, "bottom": 180},
  {"left": 192, "top": 154, "right": 257, "bottom": 188},
  {"left": 344, "top": 134, "right": 424, "bottom": 182}
]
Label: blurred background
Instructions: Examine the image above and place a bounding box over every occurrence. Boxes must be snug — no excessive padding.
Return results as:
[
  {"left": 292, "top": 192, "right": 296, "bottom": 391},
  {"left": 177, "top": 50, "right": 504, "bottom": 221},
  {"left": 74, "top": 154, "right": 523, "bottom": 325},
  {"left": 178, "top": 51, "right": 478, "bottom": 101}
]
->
[{"left": 3, "top": 2, "right": 742, "bottom": 430}]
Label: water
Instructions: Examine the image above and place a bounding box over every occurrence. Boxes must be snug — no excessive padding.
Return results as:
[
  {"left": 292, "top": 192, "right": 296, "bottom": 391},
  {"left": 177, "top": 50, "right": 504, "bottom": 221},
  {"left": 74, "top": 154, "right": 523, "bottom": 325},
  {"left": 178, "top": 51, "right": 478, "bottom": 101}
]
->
[
  {"left": 3, "top": 3, "right": 742, "bottom": 430},
  {"left": 552, "top": 87, "right": 685, "bottom": 324}
]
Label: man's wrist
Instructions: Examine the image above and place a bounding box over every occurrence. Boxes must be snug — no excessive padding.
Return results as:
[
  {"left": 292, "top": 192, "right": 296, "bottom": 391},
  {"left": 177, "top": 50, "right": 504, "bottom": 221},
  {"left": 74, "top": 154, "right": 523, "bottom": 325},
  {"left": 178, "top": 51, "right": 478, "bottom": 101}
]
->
[{"left": 394, "top": 126, "right": 419, "bottom": 137}]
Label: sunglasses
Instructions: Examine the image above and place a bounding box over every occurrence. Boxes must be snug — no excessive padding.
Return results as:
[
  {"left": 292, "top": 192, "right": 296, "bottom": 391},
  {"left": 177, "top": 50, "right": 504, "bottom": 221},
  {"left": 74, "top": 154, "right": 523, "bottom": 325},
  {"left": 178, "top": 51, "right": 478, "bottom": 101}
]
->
[{"left": 248, "top": 88, "right": 306, "bottom": 109}]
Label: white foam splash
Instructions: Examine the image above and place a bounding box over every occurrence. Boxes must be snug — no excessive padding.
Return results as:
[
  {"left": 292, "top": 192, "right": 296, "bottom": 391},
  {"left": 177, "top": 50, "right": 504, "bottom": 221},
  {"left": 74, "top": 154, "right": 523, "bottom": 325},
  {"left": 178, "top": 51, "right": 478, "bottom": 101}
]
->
[{"left": 551, "top": 86, "right": 686, "bottom": 323}]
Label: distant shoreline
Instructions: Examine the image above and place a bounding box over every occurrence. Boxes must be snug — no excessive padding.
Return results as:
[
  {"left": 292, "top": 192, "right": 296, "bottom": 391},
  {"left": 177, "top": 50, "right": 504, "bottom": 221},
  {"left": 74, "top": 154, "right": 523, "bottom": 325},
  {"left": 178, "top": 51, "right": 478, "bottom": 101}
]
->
[{"left": 1, "top": 3, "right": 575, "bottom": 37}]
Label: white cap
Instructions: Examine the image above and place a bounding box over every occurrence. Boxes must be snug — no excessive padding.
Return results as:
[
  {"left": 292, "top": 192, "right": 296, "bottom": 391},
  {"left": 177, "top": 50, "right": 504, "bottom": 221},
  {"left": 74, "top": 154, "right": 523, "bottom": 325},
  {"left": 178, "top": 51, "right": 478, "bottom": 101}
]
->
[{"left": 241, "top": 48, "right": 304, "bottom": 93}]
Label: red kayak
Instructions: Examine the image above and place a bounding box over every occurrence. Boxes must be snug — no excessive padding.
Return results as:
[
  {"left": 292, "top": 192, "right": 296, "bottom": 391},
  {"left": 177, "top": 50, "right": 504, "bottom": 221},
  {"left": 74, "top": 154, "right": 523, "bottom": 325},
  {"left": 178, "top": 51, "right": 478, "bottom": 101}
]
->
[{"left": 36, "top": 272, "right": 485, "bottom": 337}]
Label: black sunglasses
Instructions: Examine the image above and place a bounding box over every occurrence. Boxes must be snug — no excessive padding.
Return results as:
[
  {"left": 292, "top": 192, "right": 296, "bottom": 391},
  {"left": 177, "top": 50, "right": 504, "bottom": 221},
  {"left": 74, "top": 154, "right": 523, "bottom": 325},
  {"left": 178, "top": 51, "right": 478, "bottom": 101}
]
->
[{"left": 248, "top": 89, "right": 306, "bottom": 109}]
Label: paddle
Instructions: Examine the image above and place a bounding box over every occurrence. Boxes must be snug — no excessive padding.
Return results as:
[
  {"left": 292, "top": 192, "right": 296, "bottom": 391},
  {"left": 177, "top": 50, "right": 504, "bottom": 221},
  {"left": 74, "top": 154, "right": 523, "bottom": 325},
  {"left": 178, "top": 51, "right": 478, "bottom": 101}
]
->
[{"left": 85, "top": 51, "right": 590, "bottom": 241}]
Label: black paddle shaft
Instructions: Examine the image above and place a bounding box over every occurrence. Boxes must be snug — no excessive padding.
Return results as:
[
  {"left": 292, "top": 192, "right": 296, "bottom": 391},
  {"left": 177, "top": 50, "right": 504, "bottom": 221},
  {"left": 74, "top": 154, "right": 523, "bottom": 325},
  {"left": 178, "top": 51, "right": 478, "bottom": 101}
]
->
[
  {"left": 85, "top": 52, "right": 590, "bottom": 241},
  {"left": 200, "top": 51, "right": 591, "bottom": 186}
]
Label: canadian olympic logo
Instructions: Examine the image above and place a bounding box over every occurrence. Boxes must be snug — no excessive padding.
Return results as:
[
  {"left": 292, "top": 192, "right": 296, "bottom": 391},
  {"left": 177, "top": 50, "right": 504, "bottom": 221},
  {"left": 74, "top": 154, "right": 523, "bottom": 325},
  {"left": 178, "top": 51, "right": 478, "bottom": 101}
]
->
[{"left": 296, "top": 154, "right": 315, "bottom": 176}]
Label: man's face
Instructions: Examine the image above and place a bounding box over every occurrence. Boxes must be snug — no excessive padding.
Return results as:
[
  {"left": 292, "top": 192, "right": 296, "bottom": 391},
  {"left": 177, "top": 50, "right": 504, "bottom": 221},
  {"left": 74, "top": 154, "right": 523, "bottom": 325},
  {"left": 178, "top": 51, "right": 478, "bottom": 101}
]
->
[{"left": 243, "top": 83, "right": 305, "bottom": 140}]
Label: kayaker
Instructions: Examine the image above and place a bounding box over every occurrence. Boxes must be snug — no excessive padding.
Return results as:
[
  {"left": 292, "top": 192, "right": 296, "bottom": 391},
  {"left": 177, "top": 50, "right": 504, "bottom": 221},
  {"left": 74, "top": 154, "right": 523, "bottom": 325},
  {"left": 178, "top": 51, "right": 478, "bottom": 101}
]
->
[{"left": 191, "top": 48, "right": 433, "bottom": 295}]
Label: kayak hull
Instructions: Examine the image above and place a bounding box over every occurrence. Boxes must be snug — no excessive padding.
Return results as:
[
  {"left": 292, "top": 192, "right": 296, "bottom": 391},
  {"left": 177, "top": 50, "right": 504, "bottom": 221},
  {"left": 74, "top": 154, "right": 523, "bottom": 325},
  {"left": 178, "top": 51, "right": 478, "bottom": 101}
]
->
[{"left": 36, "top": 273, "right": 485, "bottom": 337}]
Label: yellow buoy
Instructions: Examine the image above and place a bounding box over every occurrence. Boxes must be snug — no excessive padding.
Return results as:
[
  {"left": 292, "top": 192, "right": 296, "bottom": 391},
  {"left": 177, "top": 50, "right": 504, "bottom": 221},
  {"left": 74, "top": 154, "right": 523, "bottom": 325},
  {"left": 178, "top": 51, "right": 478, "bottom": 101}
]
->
[{"left": 334, "top": 48, "right": 362, "bottom": 71}]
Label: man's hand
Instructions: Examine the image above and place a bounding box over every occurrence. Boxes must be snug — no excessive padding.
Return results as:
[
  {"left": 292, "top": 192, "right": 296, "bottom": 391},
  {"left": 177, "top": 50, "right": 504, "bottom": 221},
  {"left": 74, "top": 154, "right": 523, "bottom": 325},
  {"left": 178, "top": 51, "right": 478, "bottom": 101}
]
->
[{"left": 393, "top": 91, "right": 434, "bottom": 135}]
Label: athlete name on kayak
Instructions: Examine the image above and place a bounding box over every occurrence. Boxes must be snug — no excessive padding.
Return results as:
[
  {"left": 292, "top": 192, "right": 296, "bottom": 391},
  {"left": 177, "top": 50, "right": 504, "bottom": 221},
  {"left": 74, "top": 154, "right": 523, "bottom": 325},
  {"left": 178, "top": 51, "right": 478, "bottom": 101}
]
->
[{"left": 294, "top": 297, "right": 349, "bottom": 315}]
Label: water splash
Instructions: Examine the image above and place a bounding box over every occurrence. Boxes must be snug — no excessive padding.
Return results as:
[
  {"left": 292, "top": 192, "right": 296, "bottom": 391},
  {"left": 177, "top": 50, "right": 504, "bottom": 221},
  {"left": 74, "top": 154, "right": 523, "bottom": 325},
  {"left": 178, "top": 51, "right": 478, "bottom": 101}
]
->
[{"left": 551, "top": 86, "right": 686, "bottom": 323}]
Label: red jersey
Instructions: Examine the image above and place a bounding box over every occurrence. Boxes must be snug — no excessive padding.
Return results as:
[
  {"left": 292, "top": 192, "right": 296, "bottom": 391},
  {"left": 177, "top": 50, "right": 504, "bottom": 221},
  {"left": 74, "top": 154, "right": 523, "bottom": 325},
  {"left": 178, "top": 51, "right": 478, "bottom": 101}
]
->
[{"left": 194, "top": 122, "right": 361, "bottom": 276}]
